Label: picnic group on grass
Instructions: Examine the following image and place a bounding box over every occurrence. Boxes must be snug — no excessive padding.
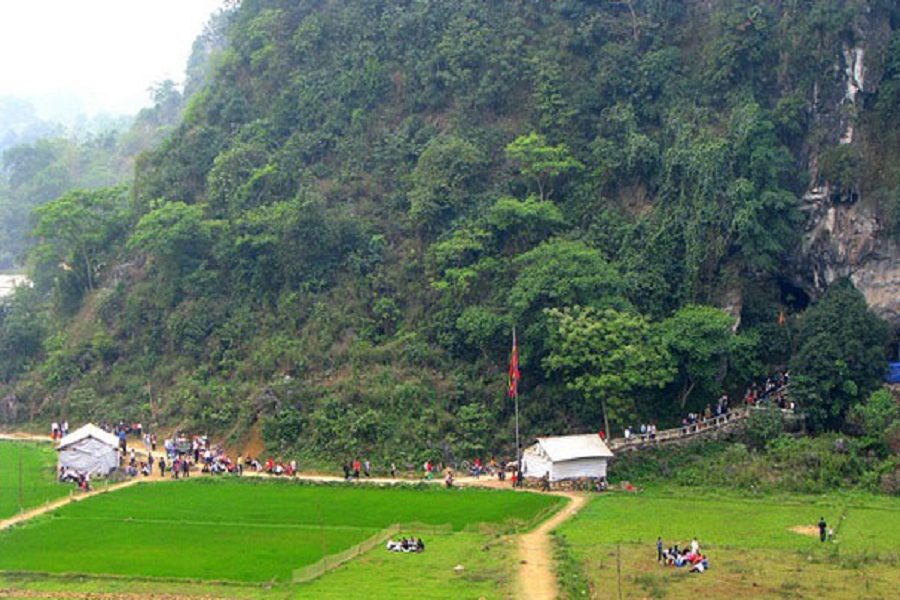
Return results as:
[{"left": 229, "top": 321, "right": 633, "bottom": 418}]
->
[
  {"left": 386, "top": 536, "right": 426, "bottom": 553},
  {"left": 657, "top": 536, "right": 710, "bottom": 573}
]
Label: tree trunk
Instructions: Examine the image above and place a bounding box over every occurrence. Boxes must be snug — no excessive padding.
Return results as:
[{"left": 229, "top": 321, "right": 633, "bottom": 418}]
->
[
  {"left": 678, "top": 379, "right": 697, "bottom": 409},
  {"left": 601, "top": 398, "right": 611, "bottom": 440}
]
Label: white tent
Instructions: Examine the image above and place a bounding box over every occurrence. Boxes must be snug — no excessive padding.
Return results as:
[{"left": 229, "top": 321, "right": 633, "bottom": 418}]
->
[
  {"left": 57, "top": 423, "right": 120, "bottom": 476},
  {"left": 521, "top": 434, "right": 613, "bottom": 482}
]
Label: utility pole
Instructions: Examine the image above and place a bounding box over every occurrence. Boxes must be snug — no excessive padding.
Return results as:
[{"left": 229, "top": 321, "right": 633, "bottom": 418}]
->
[{"left": 18, "top": 444, "right": 23, "bottom": 513}]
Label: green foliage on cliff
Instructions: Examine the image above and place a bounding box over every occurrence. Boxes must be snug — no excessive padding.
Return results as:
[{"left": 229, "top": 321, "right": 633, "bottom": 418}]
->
[{"left": 0, "top": 1, "right": 897, "bottom": 464}]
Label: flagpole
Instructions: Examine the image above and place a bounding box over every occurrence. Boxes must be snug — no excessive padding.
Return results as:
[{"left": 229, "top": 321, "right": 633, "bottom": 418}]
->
[{"left": 513, "top": 327, "right": 521, "bottom": 487}]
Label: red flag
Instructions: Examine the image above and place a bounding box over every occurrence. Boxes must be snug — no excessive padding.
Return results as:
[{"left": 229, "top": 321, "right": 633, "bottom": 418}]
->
[{"left": 508, "top": 331, "right": 520, "bottom": 397}]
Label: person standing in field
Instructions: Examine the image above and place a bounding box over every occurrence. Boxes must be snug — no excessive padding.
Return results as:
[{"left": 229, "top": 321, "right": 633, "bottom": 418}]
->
[
  {"left": 657, "top": 537, "right": 664, "bottom": 562},
  {"left": 818, "top": 517, "right": 827, "bottom": 542}
]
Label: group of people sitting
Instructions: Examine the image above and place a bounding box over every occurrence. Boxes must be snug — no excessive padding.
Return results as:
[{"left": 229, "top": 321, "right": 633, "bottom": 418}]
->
[
  {"left": 386, "top": 536, "right": 425, "bottom": 553},
  {"left": 57, "top": 466, "right": 91, "bottom": 491},
  {"left": 659, "top": 537, "right": 710, "bottom": 573}
]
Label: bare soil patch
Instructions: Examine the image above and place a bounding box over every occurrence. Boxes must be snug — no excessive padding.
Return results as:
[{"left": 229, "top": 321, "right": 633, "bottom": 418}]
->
[{"left": 788, "top": 525, "right": 819, "bottom": 537}]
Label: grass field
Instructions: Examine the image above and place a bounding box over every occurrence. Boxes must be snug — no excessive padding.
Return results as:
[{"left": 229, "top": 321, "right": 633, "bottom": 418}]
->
[
  {"left": 0, "top": 477, "right": 561, "bottom": 585},
  {"left": 0, "top": 439, "right": 68, "bottom": 519},
  {"left": 0, "top": 529, "right": 517, "bottom": 599},
  {"left": 554, "top": 487, "right": 900, "bottom": 599}
]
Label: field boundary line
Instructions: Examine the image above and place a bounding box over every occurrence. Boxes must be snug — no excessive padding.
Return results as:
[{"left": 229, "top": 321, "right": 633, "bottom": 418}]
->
[{"left": 292, "top": 524, "right": 400, "bottom": 583}]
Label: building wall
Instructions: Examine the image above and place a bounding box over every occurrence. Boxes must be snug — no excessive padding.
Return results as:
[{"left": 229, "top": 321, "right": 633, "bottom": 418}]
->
[
  {"left": 522, "top": 452, "right": 607, "bottom": 482},
  {"left": 552, "top": 458, "right": 607, "bottom": 482}
]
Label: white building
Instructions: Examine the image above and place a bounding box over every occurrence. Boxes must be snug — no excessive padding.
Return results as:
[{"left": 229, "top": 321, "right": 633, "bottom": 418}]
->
[
  {"left": 521, "top": 434, "right": 613, "bottom": 482},
  {"left": 57, "top": 423, "right": 120, "bottom": 476}
]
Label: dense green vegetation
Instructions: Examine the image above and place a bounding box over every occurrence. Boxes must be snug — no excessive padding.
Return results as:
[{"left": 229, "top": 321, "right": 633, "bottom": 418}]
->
[
  {"left": 555, "top": 488, "right": 900, "bottom": 599},
  {"left": 0, "top": 1, "right": 897, "bottom": 475},
  {"left": 0, "top": 478, "right": 560, "bottom": 583},
  {"left": 0, "top": 440, "right": 66, "bottom": 519}
]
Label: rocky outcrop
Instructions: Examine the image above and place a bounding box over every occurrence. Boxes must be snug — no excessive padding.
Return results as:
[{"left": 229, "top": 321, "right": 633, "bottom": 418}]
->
[
  {"left": 799, "top": 200, "right": 900, "bottom": 325},
  {"left": 792, "top": 6, "right": 899, "bottom": 327}
]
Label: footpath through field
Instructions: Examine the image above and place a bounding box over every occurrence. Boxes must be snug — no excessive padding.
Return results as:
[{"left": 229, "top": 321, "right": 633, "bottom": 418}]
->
[
  {"left": 516, "top": 491, "right": 585, "bottom": 600},
  {"left": 0, "top": 478, "right": 142, "bottom": 531}
]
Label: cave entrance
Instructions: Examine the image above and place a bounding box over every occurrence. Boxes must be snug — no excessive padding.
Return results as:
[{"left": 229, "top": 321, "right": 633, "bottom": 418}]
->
[{"left": 776, "top": 277, "right": 810, "bottom": 312}]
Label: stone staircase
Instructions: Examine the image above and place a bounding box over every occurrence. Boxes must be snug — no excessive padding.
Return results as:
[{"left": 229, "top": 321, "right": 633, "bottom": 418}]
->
[{"left": 607, "top": 408, "right": 754, "bottom": 454}]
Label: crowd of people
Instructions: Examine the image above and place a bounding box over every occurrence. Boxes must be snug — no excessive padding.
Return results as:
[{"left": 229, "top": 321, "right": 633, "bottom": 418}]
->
[
  {"left": 744, "top": 369, "right": 793, "bottom": 410},
  {"left": 657, "top": 536, "right": 710, "bottom": 573},
  {"left": 618, "top": 369, "right": 795, "bottom": 445}
]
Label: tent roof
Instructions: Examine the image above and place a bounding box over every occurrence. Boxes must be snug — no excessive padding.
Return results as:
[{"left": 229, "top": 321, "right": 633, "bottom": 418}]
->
[
  {"left": 58, "top": 423, "right": 119, "bottom": 450},
  {"left": 532, "top": 434, "right": 613, "bottom": 462}
]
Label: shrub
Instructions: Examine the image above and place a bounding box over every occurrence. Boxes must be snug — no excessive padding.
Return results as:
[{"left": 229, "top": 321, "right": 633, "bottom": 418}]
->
[{"left": 744, "top": 407, "right": 785, "bottom": 450}]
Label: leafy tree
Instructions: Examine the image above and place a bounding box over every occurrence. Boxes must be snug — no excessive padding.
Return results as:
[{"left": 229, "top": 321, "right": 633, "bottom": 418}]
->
[
  {"left": 408, "top": 135, "right": 485, "bottom": 233},
  {"left": 789, "top": 280, "right": 890, "bottom": 432},
  {"left": 661, "top": 304, "right": 743, "bottom": 409},
  {"left": 486, "top": 196, "right": 565, "bottom": 254},
  {"left": 508, "top": 239, "right": 627, "bottom": 319},
  {"left": 31, "top": 187, "right": 129, "bottom": 296},
  {"left": 848, "top": 388, "right": 899, "bottom": 457},
  {"left": 505, "top": 133, "right": 583, "bottom": 201},
  {"left": 544, "top": 306, "right": 675, "bottom": 438},
  {"left": 0, "top": 286, "right": 48, "bottom": 380},
  {"left": 128, "top": 200, "right": 213, "bottom": 278}
]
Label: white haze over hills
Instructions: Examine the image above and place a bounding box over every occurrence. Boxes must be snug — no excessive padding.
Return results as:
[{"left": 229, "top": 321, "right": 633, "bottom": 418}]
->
[{"left": 0, "top": 0, "right": 223, "bottom": 122}]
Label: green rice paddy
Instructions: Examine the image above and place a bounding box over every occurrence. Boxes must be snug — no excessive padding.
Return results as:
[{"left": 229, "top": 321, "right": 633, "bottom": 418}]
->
[
  {"left": 0, "top": 477, "right": 561, "bottom": 584},
  {"left": 0, "top": 439, "right": 67, "bottom": 519}
]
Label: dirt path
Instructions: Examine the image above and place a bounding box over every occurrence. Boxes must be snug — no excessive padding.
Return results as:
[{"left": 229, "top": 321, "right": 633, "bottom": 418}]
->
[
  {"left": 0, "top": 478, "right": 145, "bottom": 531},
  {"left": 516, "top": 492, "right": 586, "bottom": 600}
]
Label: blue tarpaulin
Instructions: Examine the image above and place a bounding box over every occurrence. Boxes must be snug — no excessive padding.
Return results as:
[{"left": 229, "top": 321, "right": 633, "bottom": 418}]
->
[{"left": 886, "top": 362, "right": 900, "bottom": 384}]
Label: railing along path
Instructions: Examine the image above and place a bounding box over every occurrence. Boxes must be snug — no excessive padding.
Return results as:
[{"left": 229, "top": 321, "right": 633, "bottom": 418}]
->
[{"left": 606, "top": 407, "right": 751, "bottom": 452}]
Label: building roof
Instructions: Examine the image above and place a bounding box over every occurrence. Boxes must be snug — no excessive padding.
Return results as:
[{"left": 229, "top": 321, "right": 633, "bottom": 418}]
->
[
  {"left": 532, "top": 434, "right": 613, "bottom": 462},
  {"left": 58, "top": 423, "right": 119, "bottom": 450}
]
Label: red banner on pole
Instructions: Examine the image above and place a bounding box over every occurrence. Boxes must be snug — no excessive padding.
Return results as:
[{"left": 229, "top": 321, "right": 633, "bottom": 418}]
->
[{"left": 508, "top": 331, "right": 520, "bottom": 397}]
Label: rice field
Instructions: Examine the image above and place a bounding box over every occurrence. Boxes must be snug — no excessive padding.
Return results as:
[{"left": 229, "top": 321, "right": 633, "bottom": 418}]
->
[
  {"left": 0, "top": 477, "right": 562, "bottom": 584},
  {"left": 0, "top": 439, "right": 67, "bottom": 519}
]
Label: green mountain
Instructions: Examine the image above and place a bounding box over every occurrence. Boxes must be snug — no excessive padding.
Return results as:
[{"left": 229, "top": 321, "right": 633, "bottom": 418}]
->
[{"left": 1, "top": 0, "right": 897, "bottom": 466}]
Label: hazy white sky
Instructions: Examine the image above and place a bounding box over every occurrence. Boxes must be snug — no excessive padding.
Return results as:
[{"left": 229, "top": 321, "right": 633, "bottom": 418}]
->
[{"left": 0, "top": 0, "right": 224, "bottom": 116}]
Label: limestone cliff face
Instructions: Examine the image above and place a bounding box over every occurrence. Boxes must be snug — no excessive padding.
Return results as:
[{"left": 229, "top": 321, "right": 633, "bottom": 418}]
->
[
  {"left": 800, "top": 200, "right": 900, "bottom": 325},
  {"left": 793, "top": 5, "right": 899, "bottom": 326}
]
